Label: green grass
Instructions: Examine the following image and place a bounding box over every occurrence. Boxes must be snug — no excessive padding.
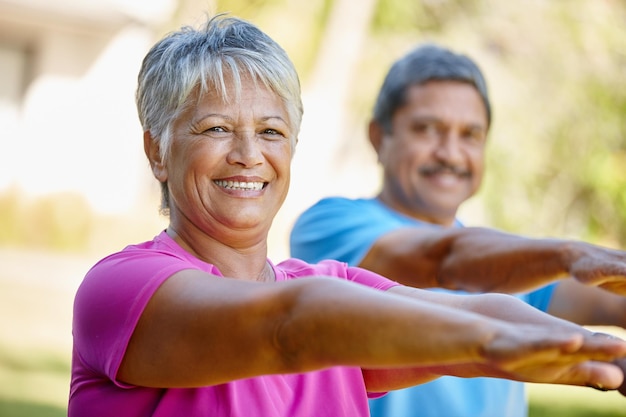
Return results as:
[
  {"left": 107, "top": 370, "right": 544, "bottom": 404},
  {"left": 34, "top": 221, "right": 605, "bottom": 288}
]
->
[
  {"left": 0, "top": 346, "right": 70, "bottom": 417},
  {"left": 528, "top": 383, "right": 626, "bottom": 417},
  {"left": 0, "top": 400, "right": 66, "bottom": 417}
]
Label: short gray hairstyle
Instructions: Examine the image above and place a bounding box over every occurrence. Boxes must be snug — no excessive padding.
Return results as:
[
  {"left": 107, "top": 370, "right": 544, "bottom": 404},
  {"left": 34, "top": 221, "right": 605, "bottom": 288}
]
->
[
  {"left": 136, "top": 14, "right": 303, "bottom": 213},
  {"left": 373, "top": 44, "right": 491, "bottom": 133}
]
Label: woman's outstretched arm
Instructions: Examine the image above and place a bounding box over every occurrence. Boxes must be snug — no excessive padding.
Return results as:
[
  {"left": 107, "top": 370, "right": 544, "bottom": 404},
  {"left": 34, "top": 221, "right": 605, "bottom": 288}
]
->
[{"left": 117, "top": 270, "right": 626, "bottom": 391}]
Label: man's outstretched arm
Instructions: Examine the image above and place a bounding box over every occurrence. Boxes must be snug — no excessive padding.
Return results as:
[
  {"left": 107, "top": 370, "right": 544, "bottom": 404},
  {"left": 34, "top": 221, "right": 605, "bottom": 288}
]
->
[{"left": 361, "top": 226, "right": 626, "bottom": 295}]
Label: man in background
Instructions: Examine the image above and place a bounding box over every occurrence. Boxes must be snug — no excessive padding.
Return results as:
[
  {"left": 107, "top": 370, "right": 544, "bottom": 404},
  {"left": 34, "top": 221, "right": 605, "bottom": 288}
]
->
[{"left": 290, "top": 44, "right": 626, "bottom": 417}]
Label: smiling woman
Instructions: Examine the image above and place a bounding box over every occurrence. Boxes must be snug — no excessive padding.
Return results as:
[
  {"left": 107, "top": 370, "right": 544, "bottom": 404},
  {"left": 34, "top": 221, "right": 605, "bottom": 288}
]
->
[
  {"left": 145, "top": 76, "right": 294, "bottom": 239},
  {"left": 67, "top": 12, "right": 626, "bottom": 417}
]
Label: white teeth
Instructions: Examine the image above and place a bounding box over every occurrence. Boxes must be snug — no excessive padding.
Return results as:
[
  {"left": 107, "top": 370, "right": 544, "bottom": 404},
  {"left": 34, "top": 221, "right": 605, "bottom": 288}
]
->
[{"left": 214, "top": 180, "right": 264, "bottom": 191}]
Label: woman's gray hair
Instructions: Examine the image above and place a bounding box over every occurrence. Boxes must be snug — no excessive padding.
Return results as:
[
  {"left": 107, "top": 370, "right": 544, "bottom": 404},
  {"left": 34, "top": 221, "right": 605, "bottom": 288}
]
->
[
  {"left": 373, "top": 44, "right": 491, "bottom": 133},
  {"left": 136, "top": 14, "right": 303, "bottom": 213}
]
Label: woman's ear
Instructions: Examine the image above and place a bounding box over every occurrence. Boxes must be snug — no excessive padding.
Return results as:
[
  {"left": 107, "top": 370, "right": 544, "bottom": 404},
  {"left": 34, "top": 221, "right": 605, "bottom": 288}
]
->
[{"left": 143, "top": 131, "right": 167, "bottom": 182}]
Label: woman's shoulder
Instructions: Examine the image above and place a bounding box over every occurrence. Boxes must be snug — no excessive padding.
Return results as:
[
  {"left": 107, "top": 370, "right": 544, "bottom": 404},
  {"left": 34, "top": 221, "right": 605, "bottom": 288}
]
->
[
  {"left": 274, "top": 258, "right": 349, "bottom": 279},
  {"left": 273, "top": 258, "right": 398, "bottom": 291},
  {"left": 80, "top": 230, "right": 212, "bottom": 296}
]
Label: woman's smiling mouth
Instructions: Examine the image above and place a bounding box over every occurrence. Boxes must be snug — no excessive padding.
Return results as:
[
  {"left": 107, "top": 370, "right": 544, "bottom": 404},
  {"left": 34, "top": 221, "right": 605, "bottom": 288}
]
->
[{"left": 214, "top": 180, "right": 266, "bottom": 191}]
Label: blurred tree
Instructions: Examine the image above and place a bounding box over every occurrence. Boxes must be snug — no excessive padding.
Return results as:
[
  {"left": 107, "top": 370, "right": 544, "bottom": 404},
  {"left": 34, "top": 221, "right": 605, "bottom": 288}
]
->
[
  {"left": 372, "top": 0, "right": 483, "bottom": 33},
  {"left": 473, "top": 0, "right": 626, "bottom": 247}
]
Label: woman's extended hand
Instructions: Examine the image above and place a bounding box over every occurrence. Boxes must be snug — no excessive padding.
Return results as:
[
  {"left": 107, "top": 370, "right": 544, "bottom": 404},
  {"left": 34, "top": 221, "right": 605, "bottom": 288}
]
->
[{"left": 475, "top": 325, "right": 626, "bottom": 390}]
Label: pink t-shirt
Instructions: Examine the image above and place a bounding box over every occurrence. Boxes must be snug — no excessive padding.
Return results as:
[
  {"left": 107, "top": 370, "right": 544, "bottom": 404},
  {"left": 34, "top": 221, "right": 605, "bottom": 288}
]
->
[{"left": 69, "top": 231, "right": 398, "bottom": 417}]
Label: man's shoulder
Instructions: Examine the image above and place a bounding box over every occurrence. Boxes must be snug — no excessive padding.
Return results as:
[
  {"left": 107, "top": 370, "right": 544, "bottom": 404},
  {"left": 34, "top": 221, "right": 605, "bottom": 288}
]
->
[
  {"left": 294, "top": 197, "right": 385, "bottom": 227},
  {"left": 306, "top": 196, "right": 379, "bottom": 211}
]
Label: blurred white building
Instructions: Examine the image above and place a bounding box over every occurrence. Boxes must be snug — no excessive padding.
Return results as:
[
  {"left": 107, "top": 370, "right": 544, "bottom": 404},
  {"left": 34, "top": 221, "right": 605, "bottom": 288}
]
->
[
  {"left": 0, "top": 0, "right": 381, "bottom": 258},
  {"left": 0, "top": 0, "right": 177, "bottom": 214}
]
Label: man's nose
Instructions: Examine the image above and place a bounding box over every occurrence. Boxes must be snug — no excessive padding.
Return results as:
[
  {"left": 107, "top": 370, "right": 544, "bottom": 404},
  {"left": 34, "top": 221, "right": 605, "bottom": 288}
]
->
[{"left": 433, "top": 132, "right": 464, "bottom": 163}]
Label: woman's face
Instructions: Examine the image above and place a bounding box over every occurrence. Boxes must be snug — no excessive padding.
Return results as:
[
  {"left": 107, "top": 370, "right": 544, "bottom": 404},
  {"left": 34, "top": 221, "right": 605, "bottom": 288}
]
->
[{"left": 161, "top": 76, "right": 294, "bottom": 241}]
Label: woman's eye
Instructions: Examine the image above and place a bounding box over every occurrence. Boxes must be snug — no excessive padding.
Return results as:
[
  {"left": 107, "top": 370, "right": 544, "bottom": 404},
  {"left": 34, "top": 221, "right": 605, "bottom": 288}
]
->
[
  {"left": 199, "top": 126, "right": 230, "bottom": 136},
  {"left": 262, "top": 128, "right": 285, "bottom": 138}
]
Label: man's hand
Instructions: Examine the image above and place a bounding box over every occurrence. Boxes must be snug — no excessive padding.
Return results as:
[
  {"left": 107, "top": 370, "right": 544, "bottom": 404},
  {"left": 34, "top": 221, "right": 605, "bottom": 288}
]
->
[
  {"left": 593, "top": 333, "right": 626, "bottom": 396},
  {"left": 597, "top": 281, "right": 626, "bottom": 297},
  {"left": 569, "top": 244, "right": 626, "bottom": 296},
  {"left": 616, "top": 357, "right": 626, "bottom": 396}
]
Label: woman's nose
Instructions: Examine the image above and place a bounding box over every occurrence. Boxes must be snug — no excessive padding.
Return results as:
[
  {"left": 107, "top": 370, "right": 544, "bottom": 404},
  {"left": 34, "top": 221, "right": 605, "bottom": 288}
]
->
[{"left": 226, "top": 132, "right": 263, "bottom": 167}]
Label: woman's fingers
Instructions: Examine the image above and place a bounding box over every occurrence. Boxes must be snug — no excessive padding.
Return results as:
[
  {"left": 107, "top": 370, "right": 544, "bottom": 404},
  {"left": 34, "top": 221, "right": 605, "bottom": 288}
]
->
[
  {"left": 564, "top": 361, "right": 624, "bottom": 390},
  {"left": 480, "top": 326, "right": 626, "bottom": 388}
]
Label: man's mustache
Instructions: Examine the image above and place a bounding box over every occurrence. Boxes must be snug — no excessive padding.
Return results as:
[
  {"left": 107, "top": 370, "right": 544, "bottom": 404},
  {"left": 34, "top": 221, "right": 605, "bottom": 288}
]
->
[{"left": 419, "top": 164, "right": 471, "bottom": 177}]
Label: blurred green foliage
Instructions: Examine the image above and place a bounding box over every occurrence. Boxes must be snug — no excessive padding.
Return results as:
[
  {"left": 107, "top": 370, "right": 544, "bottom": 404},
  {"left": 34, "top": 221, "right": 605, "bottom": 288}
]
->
[
  {"left": 372, "top": 0, "right": 483, "bottom": 33},
  {"left": 473, "top": 1, "right": 626, "bottom": 246}
]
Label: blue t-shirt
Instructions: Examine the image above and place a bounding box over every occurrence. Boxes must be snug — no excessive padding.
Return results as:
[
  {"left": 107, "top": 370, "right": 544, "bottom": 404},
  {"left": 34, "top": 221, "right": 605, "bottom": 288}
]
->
[{"left": 290, "top": 197, "right": 557, "bottom": 417}]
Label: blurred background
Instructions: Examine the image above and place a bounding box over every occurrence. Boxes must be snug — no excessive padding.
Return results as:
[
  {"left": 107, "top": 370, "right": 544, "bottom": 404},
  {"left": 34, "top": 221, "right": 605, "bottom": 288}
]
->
[{"left": 0, "top": 0, "right": 625, "bottom": 416}]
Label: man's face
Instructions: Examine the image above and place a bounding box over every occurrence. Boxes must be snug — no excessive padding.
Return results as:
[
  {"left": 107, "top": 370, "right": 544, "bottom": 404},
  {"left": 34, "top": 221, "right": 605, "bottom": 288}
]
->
[{"left": 374, "top": 80, "right": 489, "bottom": 226}]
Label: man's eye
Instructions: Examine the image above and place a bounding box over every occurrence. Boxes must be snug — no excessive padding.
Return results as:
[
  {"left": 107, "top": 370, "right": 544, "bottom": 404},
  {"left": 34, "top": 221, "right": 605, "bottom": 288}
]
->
[
  {"left": 413, "top": 123, "right": 438, "bottom": 136},
  {"left": 206, "top": 126, "right": 226, "bottom": 133},
  {"left": 464, "top": 129, "right": 486, "bottom": 143}
]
